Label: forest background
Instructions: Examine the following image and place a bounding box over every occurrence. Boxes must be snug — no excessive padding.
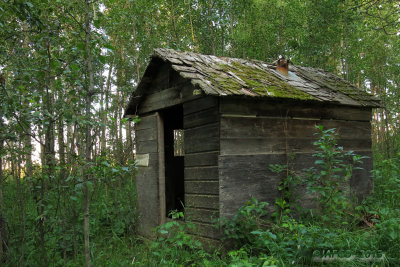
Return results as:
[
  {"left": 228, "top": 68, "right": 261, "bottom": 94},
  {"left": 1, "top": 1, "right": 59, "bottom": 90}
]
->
[{"left": 0, "top": 0, "right": 399, "bottom": 266}]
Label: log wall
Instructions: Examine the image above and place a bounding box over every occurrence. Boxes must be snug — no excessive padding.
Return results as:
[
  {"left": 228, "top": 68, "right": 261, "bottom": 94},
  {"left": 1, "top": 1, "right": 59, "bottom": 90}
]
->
[
  {"left": 183, "top": 96, "right": 221, "bottom": 239},
  {"left": 219, "top": 97, "right": 373, "bottom": 218}
]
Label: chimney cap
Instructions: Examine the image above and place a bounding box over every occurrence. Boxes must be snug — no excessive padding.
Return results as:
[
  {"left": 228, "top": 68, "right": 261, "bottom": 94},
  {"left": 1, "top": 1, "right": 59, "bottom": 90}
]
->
[{"left": 276, "top": 57, "right": 289, "bottom": 75}]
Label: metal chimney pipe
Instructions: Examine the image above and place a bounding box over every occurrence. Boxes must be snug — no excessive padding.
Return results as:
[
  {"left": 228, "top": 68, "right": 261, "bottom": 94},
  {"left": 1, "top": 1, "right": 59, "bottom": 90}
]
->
[{"left": 276, "top": 58, "right": 289, "bottom": 75}]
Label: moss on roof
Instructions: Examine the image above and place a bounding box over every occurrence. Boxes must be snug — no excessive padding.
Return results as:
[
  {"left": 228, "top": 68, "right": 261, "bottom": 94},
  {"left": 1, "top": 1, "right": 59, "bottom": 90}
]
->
[
  {"left": 127, "top": 48, "right": 382, "bottom": 112},
  {"left": 212, "top": 62, "right": 317, "bottom": 100}
]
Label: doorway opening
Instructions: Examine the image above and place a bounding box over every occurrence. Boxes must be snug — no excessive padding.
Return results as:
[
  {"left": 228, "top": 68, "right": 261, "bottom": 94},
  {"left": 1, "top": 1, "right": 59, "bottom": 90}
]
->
[{"left": 161, "top": 105, "right": 185, "bottom": 218}]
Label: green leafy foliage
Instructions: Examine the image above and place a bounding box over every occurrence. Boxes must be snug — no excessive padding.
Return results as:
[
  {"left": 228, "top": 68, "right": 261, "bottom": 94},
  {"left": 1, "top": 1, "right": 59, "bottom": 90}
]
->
[
  {"left": 215, "top": 127, "right": 400, "bottom": 266},
  {"left": 302, "top": 126, "right": 367, "bottom": 224},
  {"left": 1, "top": 0, "right": 400, "bottom": 265},
  {"left": 149, "top": 211, "right": 218, "bottom": 266},
  {"left": 269, "top": 163, "right": 296, "bottom": 222},
  {"left": 219, "top": 198, "right": 270, "bottom": 246},
  {"left": 2, "top": 157, "right": 137, "bottom": 266}
]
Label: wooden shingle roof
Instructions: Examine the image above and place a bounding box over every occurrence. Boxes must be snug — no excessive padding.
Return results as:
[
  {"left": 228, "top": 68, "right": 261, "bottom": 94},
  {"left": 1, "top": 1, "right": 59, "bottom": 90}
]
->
[{"left": 126, "top": 48, "right": 381, "bottom": 115}]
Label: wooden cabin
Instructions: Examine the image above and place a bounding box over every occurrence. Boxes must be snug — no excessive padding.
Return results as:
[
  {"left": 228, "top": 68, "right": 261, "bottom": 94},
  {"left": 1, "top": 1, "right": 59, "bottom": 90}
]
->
[{"left": 124, "top": 48, "right": 381, "bottom": 240}]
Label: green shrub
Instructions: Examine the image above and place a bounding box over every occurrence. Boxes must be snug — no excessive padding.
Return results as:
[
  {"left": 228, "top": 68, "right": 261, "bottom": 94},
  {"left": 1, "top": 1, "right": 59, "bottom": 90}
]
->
[
  {"left": 217, "top": 126, "right": 400, "bottom": 266},
  {"left": 149, "top": 211, "right": 218, "bottom": 266},
  {"left": 219, "top": 198, "right": 270, "bottom": 247},
  {"left": 302, "top": 126, "right": 367, "bottom": 225}
]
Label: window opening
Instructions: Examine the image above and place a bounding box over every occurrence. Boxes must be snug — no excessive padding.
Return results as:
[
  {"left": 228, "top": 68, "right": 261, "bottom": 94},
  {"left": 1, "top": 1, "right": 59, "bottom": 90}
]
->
[{"left": 174, "top": 129, "right": 184, "bottom": 156}]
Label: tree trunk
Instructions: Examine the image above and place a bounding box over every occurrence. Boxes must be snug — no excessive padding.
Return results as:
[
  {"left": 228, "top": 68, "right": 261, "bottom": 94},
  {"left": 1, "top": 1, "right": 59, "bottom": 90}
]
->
[
  {"left": 37, "top": 38, "right": 57, "bottom": 267},
  {"left": 20, "top": 101, "right": 32, "bottom": 267},
  {"left": 0, "top": 120, "right": 5, "bottom": 264},
  {"left": 169, "top": 0, "right": 180, "bottom": 48},
  {"left": 383, "top": 107, "right": 391, "bottom": 158},
  {"left": 207, "top": 0, "right": 216, "bottom": 55},
  {"left": 119, "top": 91, "right": 125, "bottom": 164},
  {"left": 84, "top": 0, "right": 94, "bottom": 265},
  {"left": 101, "top": 64, "right": 113, "bottom": 154},
  {"left": 58, "top": 116, "right": 68, "bottom": 267},
  {"left": 15, "top": 140, "right": 25, "bottom": 266},
  {"left": 113, "top": 89, "right": 120, "bottom": 162}
]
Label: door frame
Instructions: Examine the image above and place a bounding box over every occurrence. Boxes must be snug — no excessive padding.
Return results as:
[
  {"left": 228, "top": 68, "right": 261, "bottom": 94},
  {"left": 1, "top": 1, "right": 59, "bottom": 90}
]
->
[{"left": 156, "top": 112, "right": 166, "bottom": 225}]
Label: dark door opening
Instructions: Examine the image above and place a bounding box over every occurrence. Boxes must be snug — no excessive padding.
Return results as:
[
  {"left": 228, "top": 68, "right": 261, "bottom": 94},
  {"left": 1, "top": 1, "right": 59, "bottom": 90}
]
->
[{"left": 161, "top": 105, "right": 184, "bottom": 217}]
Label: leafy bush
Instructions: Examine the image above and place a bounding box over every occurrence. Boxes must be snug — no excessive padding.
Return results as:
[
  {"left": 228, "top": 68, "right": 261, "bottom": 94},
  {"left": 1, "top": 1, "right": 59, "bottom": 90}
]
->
[
  {"left": 302, "top": 126, "right": 367, "bottom": 225},
  {"left": 371, "top": 157, "right": 400, "bottom": 212},
  {"left": 149, "top": 211, "right": 218, "bottom": 266},
  {"left": 217, "top": 126, "right": 400, "bottom": 266},
  {"left": 219, "top": 198, "right": 270, "bottom": 247},
  {"left": 2, "top": 157, "right": 137, "bottom": 266}
]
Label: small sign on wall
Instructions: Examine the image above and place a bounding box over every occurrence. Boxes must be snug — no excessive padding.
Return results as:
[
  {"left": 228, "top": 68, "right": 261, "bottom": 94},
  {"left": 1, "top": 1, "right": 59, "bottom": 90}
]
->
[{"left": 136, "top": 153, "right": 149, "bottom": 167}]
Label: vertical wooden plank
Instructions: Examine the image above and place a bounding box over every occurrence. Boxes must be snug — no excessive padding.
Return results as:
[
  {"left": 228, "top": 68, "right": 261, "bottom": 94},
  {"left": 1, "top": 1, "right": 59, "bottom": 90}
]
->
[
  {"left": 157, "top": 112, "right": 166, "bottom": 225},
  {"left": 135, "top": 113, "right": 161, "bottom": 237}
]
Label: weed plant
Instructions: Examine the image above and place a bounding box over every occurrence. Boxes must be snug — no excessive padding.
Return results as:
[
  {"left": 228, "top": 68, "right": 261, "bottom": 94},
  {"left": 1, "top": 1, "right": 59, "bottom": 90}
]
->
[{"left": 215, "top": 126, "right": 400, "bottom": 266}]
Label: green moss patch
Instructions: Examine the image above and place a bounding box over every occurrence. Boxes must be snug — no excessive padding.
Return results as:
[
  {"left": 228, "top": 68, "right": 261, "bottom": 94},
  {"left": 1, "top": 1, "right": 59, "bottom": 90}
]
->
[{"left": 205, "top": 61, "right": 316, "bottom": 100}]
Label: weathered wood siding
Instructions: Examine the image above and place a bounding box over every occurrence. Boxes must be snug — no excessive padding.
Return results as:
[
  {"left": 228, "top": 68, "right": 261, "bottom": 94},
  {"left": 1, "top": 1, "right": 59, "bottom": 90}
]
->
[
  {"left": 137, "top": 63, "right": 201, "bottom": 115},
  {"left": 134, "top": 64, "right": 220, "bottom": 238},
  {"left": 135, "top": 113, "right": 162, "bottom": 237},
  {"left": 219, "top": 97, "right": 373, "bottom": 218},
  {"left": 183, "top": 96, "right": 221, "bottom": 239}
]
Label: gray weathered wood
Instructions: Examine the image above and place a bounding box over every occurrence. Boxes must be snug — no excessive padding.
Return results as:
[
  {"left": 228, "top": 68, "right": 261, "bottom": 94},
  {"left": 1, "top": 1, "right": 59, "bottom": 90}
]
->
[
  {"left": 138, "top": 84, "right": 201, "bottom": 114},
  {"left": 184, "top": 107, "right": 219, "bottom": 129},
  {"left": 185, "top": 208, "right": 219, "bottom": 224},
  {"left": 219, "top": 151, "right": 373, "bottom": 218},
  {"left": 185, "top": 166, "right": 218, "bottom": 181},
  {"left": 219, "top": 154, "right": 283, "bottom": 218},
  {"left": 157, "top": 112, "right": 166, "bottom": 225},
  {"left": 220, "top": 114, "right": 372, "bottom": 155},
  {"left": 136, "top": 140, "right": 158, "bottom": 154},
  {"left": 220, "top": 97, "right": 372, "bottom": 121},
  {"left": 220, "top": 116, "right": 371, "bottom": 140},
  {"left": 134, "top": 114, "right": 157, "bottom": 131},
  {"left": 180, "top": 83, "right": 200, "bottom": 100},
  {"left": 149, "top": 62, "right": 170, "bottom": 90},
  {"left": 135, "top": 128, "right": 157, "bottom": 142},
  {"left": 220, "top": 138, "right": 371, "bottom": 155},
  {"left": 138, "top": 86, "right": 181, "bottom": 114},
  {"left": 169, "top": 69, "right": 188, "bottom": 87},
  {"left": 171, "top": 64, "right": 197, "bottom": 73},
  {"left": 134, "top": 113, "right": 162, "bottom": 238},
  {"left": 136, "top": 156, "right": 160, "bottom": 237},
  {"left": 186, "top": 194, "right": 219, "bottom": 210},
  {"left": 185, "top": 181, "right": 219, "bottom": 195},
  {"left": 184, "top": 123, "right": 219, "bottom": 154},
  {"left": 183, "top": 96, "right": 218, "bottom": 115},
  {"left": 184, "top": 151, "right": 219, "bottom": 167},
  {"left": 185, "top": 123, "right": 219, "bottom": 153}
]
